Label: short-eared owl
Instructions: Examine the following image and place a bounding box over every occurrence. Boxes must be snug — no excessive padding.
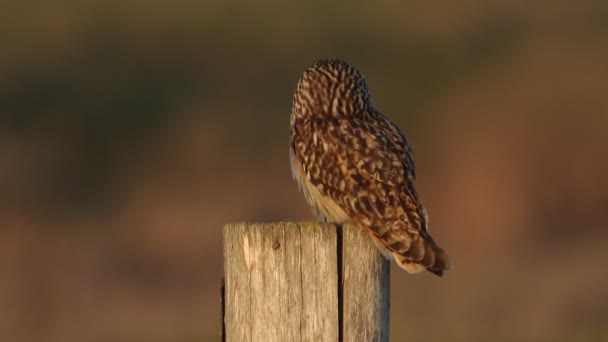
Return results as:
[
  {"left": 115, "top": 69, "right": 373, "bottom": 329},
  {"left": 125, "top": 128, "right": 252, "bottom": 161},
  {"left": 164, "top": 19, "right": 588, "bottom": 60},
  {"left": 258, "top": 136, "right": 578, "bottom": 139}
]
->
[{"left": 290, "top": 59, "right": 449, "bottom": 276}]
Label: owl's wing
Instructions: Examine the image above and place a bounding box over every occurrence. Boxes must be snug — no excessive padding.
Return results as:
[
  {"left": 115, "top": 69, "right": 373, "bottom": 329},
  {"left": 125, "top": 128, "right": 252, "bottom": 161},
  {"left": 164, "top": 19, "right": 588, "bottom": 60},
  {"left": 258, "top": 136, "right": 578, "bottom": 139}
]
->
[
  {"left": 327, "top": 113, "right": 449, "bottom": 275},
  {"left": 358, "top": 115, "right": 416, "bottom": 186}
]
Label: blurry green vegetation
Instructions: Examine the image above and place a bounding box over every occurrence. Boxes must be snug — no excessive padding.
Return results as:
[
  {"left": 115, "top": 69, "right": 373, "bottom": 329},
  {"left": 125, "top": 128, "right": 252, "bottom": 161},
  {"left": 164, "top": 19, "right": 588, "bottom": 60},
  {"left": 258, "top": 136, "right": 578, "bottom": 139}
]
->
[
  {"left": 1, "top": 0, "right": 529, "bottom": 212},
  {"left": 1, "top": 0, "right": 607, "bottom": 341}
]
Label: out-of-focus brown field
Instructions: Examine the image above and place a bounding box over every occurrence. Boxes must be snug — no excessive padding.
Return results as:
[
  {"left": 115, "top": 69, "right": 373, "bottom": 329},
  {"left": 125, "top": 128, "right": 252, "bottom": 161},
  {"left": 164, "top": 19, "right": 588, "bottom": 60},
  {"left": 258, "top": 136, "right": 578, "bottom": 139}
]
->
[{"left": 1, "top": 1, "right": 607, "bottom": 341}]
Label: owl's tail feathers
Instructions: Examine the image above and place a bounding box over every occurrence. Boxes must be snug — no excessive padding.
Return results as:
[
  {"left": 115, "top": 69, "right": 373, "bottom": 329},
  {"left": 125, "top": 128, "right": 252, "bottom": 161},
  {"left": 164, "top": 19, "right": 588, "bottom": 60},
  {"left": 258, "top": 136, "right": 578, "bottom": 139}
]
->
[{"left": 394, "top": 236, "right": 450, "bottom": 277}]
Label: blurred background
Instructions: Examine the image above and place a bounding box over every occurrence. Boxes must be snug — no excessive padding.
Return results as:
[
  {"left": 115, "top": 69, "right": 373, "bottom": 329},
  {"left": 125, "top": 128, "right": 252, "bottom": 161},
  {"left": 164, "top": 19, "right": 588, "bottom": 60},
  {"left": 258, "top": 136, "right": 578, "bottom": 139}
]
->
[{"left": 1, "top": 0, "right": 607, "bottom": 341}]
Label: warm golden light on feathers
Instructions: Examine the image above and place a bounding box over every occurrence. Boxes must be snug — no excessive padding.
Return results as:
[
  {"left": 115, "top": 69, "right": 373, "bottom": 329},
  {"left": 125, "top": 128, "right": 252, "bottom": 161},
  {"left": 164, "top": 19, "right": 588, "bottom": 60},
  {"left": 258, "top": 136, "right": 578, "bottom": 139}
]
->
[{"left": 290, "top": 59, "right": 450, "bottom": 276}]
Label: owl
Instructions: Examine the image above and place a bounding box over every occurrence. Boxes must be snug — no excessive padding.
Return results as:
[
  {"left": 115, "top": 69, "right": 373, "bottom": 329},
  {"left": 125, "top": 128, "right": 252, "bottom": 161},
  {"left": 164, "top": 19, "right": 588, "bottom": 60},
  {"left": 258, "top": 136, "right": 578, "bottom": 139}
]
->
[{"left": 290, "top": 59, "right": 449, "bottom": 276}]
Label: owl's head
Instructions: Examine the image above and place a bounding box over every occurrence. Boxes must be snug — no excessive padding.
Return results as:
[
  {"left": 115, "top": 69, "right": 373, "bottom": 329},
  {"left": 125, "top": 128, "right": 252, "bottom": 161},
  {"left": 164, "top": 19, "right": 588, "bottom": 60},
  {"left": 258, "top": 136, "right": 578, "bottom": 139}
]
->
[{"left": 293, "top": 59, "right": 372, "bottom": 119}]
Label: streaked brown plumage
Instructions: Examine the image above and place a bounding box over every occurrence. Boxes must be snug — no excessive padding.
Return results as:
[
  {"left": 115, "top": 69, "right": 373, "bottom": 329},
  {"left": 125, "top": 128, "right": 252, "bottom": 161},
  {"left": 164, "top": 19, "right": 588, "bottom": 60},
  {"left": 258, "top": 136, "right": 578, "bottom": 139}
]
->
[{"left": 290, "top": 59, "right": 450, "bottom": 276}]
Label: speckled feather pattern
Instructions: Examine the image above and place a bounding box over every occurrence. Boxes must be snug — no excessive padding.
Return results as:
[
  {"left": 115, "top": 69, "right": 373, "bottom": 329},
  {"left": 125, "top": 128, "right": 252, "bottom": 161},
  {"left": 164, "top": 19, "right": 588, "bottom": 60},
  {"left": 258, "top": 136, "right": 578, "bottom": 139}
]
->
[{"left": 290, "top": 59, "right": 449, "bottom": 276}]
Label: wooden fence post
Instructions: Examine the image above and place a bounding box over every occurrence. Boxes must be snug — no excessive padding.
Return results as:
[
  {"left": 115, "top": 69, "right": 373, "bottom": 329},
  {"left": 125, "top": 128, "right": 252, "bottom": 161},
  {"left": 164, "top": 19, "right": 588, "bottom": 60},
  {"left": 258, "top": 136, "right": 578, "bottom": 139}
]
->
[{"left": 222, "top": 221, "right": 389, "bottom": 342}]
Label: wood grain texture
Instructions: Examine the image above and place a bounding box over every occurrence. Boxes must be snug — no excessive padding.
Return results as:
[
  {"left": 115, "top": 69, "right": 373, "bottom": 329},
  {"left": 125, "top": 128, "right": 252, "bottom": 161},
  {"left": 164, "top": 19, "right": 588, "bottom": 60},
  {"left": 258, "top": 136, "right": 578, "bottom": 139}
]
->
[
  {"left": 342, "top": 222, "right": 390, "bottom": 342},
  {"left": 223, "top": 222, "right": 339, "bottom": 342},
  {"left": 222, "top": 222, "right": 389, "bottom": 342}
]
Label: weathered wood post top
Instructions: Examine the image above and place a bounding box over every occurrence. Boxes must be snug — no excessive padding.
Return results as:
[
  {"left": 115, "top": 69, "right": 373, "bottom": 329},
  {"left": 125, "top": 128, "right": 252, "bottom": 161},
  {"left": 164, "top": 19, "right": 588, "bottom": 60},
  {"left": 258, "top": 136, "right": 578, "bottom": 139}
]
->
[{"left": 222, "top": 221, "right": 389, "bottom": 342}]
